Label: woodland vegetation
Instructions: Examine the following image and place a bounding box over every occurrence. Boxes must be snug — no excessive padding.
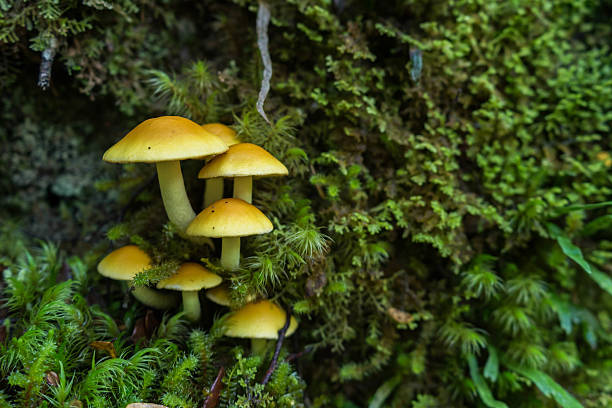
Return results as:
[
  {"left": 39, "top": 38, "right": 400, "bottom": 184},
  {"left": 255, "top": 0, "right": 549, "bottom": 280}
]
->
[{"left": 1, "top": 0, "right": 612, "bottom": 407}]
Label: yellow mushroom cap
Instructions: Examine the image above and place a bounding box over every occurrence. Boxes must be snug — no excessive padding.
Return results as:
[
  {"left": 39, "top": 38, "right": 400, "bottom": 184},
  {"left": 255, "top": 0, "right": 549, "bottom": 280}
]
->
[
  {"left": 224, "top": 300, "right": 298, "bottom": 339},
  {"left": 201, "top": 123, "right": 240, "bottom": 147},
  {"left": 157, "top": 263, "right": 222, "bottom": 291},
  {"left": 198, "top": 143, "right": 288, "bottom": 179},
  {"left": 206, "top": 285, "right": 231, "bottom": 306},
  {"left": 97, "top": 245, "right": 151, "bottom": 281},
  {"left": 103, "top": 116, "right": 228, "bottom": 163},
  {"left": 186, "top": 198, "right": 273, "bottom": 238}
]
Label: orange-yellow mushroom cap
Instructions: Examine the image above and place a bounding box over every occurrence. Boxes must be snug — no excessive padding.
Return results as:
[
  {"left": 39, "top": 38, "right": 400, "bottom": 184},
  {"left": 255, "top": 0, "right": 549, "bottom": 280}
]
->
[
  {"left": 97, "top": 245, "right": 151, "bottom": 280},
  {"left": 97, "top": 246, "right": 179, "bottom": 310},
  {"left": 201, "top": 123, "right": 240, "bottom": 147},
  {"left": 206, "top": 285, "right": 232, "bottom": 306},
  {"left": 103, "top": 116, "right": 228, "bottom": 163},
  {"left": 186, "top": 198, "right": 273, "bottom": 238},
  {"left": 224, "top": 300, "right": 298, "bottom": 339},
  {"left": 198, "top": 143, "right": 288, "bottom": 179},
  {"left": 157, "top": 263, "right": 222, "bottom": 291}
]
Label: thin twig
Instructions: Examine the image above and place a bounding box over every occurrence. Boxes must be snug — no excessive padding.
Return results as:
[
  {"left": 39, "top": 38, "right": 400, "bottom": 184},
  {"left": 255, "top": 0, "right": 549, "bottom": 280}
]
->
[
  {"left": 260, "top": 308, "right": 291, "bottom": 386},
  {"left": 286, "top": 345, "right": 313, "bottom": 362},
  {"left": 202, "top": 366, "right": 225, "bottom": 408},
  {"left": 38, "top": 37, "right": 58, "bottom": 90},
  {"left": 256, "top": 0, "right": 272, "bottom": 124}
]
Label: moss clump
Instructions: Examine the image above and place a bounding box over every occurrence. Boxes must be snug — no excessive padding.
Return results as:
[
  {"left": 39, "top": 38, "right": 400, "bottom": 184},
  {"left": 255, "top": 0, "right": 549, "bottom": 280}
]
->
[
  {"left": 0, "top": 238, "right": 305, "bottom": 407},
  {"left": 2, "top": 0, "right": 612, "bottom": 407}
]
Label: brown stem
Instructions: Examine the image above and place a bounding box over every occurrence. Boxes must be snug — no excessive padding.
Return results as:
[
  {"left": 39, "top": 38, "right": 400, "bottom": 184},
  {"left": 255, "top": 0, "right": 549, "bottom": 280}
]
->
[
  {"left": 260, "top": 307, "right": 292, "bottom": 386},
  {"left": 286, "top": 346, "right": 313, "bottom": 362},
  {"left": 202, "top": 366, "right": 225, "bottom": 408}
]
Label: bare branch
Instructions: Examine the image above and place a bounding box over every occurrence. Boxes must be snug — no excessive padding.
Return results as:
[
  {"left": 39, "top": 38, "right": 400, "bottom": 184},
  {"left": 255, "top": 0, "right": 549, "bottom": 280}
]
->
[
  {"left": 38, "top": 37, "right": 58, "bottom": 90},
  {"left": 256, "top": 1, "right": 272, "bottom": 124},
  {"left": 202, "top": 366, "right": 225, "bottom": 408},
  {"left": 286, "top": 345, "right": 313, "bottom": 362},
  {"left": 260, "top": 307, "right": 291, "bottom": 385}
]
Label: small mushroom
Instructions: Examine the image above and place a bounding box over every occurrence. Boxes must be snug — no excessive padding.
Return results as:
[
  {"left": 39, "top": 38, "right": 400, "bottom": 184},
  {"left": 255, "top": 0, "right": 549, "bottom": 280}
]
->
[
  {"left": 223, "top": 300, "right": 298, "bottom": 355},
  {"left": 97, "top": 246, "right": 179, "bottom": 309},
  {"left": 156, "top": 263, "right": 222, "bottom": 322},
  {"left": 200, "top": 124, "right": 241, "bottom": 208},
  {"left": 198, "top": 143, "right": 288, "bottom": 204},
  {"left": 103, "top": 116, "right": 228, "bottom": 232},
  {"left": 206, "top": 284, "right": 232, "bottom": 307},
  {"left": 186, "top": 198, "right": 273, "bottom": 270},
  {"left": 206, "top": 285, "right": 256, "bottom": 307}
]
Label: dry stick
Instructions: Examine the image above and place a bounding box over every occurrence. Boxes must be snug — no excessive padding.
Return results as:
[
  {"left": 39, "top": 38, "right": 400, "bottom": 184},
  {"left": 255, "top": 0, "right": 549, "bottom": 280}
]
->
[
  {"left": 286, "top": 345, "right": 313, "bottom": 362},
  {"left": 256, "top": 0, "right": 272, "bottom": 124},
  {"left": 260, "top": 308, "right": 292, "bottom": 386},
  {"left": 38, "top": 37, "right": 58, "bottom": 90},
  {"left": 202, "top": 366, "right": 225, "bottom": 408}
]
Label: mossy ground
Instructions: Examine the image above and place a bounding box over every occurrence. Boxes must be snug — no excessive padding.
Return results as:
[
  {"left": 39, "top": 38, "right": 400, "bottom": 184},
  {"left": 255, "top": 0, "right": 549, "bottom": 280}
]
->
[{"left": 2, "top": 0, "right": 612, "bottom": 407}]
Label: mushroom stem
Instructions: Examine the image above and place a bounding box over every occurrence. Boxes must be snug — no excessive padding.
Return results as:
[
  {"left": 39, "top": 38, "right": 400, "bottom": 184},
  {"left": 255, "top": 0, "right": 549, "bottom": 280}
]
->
[
  {"left": 204, "top": 178, "right": 224, "bottom": 208},
  {"left": 132, "top": 286, "right": 179, "bottom": 309},
  {"left": 233, "top": 176, "right": 253, "bottom": 204},
  {"left": 182, "top": 290, "right": 201, "bottom": 322},
  {"left": 156, "top": 160, "right": 196, "bottom": 232},
  {"left": 251, "top": 338, "right": 268, "bottom": 356},
  {"left": 221, "top": 237, "right": 241, "bottom": 270}
]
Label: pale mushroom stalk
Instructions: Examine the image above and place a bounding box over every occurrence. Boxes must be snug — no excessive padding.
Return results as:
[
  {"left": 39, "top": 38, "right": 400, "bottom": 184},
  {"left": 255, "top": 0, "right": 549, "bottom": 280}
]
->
[
  {"left": 157, "top": 263, "right": 221, "bottom": 323},
  {"left": 204, "top": 178, "right": 224, "bottom": 208},
  {"left": 156, "top": 161, "right": 196, "bottom": 232},
  {"left": 221, "top": 237, "right": 241, "bottom": 270},
  {"left": 251, "top": 338, "right": 268, "bottom": 355},
  {"left": 182, "top": 290, "right": 202, "bottom": 322},
  {"left": 233, "top": 176, "right": 253, "bottom": 203},
  {"left": 132, "top": 286, "right": 179, "bottom": 310}
]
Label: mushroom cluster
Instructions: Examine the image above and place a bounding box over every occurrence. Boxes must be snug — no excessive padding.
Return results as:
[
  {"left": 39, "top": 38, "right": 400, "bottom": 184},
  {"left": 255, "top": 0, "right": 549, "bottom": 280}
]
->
[
  {"left": 103, "top": 116, "right": 227, "bottom": 232},
  {"left": 97, "top": 116, "right": 297, "bottom": 344}
]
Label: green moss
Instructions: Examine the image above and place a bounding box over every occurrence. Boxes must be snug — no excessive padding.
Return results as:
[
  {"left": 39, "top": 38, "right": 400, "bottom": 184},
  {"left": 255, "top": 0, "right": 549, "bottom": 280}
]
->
[{"left": 2, "top": 0, "right": 612, "bottom": 406}]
